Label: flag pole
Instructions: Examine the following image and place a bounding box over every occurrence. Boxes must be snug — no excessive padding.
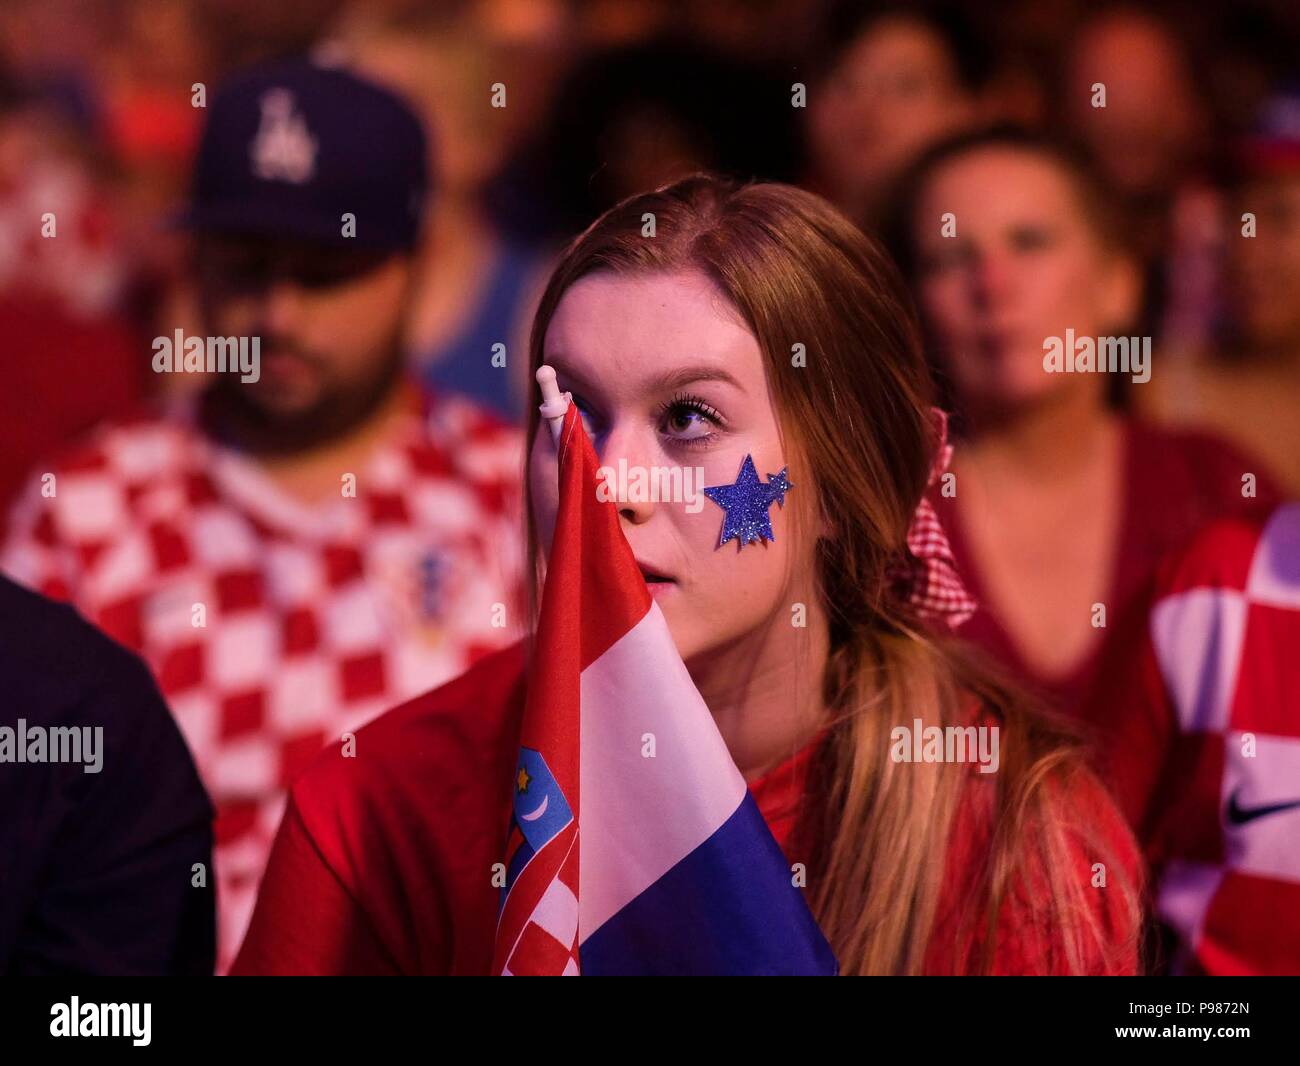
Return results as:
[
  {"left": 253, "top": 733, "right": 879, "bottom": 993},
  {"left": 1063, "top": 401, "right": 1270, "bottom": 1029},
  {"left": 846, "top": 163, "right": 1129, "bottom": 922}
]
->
[{"left": 536, "top": 365, "right": 571, "bottom": 446}]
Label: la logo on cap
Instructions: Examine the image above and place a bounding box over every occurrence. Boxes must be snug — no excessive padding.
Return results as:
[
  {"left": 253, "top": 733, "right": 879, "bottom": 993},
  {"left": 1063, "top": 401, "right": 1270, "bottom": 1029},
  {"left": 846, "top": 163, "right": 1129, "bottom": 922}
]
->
[{"left": 250, "top": 88, "right": 317, "bottom": 184}]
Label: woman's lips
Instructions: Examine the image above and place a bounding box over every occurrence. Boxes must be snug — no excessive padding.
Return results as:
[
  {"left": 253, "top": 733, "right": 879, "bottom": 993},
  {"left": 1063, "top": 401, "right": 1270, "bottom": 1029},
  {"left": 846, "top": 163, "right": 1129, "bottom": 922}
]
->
[{"left": 637, "top": 562, "right": 676, "bottom": 597}]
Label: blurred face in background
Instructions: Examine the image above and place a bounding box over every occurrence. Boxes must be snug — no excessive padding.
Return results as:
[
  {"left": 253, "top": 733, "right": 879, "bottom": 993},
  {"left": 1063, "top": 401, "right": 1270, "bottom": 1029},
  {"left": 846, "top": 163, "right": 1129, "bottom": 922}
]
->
[
  {"left": 809, "top": 15, "right": 976, "bottom": 215},
  {"left": 1227, "top": 173, "right": 1300, "bottom": 353},
  {"left": 527, "top": 271, "right": 811, "bottom": 667},
  {"left": 1064, "top": 11, "right": 1202, "bottom": 201},
  {"left": 196, "top": 235, "right": 414, "bottom": 451},
  {"left": 911, "top": 147, "right": 1139, "bottom": 420}
]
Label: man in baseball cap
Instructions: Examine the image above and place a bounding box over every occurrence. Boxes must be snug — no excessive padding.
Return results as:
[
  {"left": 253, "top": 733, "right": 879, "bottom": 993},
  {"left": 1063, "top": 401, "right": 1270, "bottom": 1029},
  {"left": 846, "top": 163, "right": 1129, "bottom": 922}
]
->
[
  {"left": 186, "top": 57, "right": 428, "bottom": 250},
  {"left": 184, "top": 56, "right": 431, "bottom": 450},
  {"left": 1, "top": 57, "right": 524, "bottom": 971}
]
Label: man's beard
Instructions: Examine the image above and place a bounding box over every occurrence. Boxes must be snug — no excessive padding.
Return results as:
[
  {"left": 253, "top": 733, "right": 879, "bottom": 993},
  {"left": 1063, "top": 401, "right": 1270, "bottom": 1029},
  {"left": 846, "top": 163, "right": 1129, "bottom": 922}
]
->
[{"left": 200, "top": 344, "right": 407, "bottom": 457}]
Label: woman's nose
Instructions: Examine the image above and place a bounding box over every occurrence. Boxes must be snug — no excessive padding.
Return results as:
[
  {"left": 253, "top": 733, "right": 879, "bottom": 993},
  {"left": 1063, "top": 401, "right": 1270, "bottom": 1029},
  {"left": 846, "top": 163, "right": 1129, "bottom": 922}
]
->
[
  {"left": 969, "top": 251, "right": 1015, "bottom": 310},
  {"left": 597, "top": 426, "right": 659, "bottom": 526}
]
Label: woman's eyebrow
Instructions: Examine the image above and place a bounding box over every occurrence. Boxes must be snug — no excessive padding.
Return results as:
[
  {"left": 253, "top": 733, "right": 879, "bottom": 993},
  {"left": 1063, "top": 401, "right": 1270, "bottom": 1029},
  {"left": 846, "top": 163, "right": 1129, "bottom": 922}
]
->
[
  {"left": 543, "top": 357, "right": 745, "bottom": 396},
  {"left": 648, "top": 365, "right": 746, "bottom": 393}
]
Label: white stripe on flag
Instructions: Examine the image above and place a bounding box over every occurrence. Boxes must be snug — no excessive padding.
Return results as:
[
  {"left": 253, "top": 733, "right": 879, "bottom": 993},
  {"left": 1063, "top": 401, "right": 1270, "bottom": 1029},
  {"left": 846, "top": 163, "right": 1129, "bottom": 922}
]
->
[
  {"left": 531, "top": 878, "right": 580, "bottom": 949},
  {"left": 579, "top": 601, "right": 747, "bottom": 943}
]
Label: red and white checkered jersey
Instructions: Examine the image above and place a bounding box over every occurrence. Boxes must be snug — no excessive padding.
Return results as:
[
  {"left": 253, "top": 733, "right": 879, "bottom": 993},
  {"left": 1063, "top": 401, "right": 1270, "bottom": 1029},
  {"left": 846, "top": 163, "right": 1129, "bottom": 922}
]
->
[
  {"left": 0, "top": 387, "right": 525, "bottom": 972},
  {"left": 1099, "top": 502, "right": 1300, "bottom": 975}
]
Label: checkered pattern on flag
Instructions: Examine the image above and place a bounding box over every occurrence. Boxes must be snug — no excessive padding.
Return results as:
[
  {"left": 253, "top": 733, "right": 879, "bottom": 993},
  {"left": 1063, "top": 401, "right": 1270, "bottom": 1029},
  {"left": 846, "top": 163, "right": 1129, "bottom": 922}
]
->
[{"left": 492, "top": 404, "right": 837, "bottom": 976}]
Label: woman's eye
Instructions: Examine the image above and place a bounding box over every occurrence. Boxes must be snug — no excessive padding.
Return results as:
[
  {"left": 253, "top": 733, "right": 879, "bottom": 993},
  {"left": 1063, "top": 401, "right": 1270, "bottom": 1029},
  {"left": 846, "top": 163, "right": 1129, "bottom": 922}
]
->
[
  {"left": 922, "top": 249, "right": 956, "bottom": 275},
  {"left": 658, "top": 395, "right": 723, "bottom": 444},
  {"left": 572, "top": 398, "right": 601, "bottom": 438},
  {"left": 559, "top": 390, "right": 603, "bottom": 439},
  {"left": 1009, "top": 225, "right": 1053, "bottom": 254}
]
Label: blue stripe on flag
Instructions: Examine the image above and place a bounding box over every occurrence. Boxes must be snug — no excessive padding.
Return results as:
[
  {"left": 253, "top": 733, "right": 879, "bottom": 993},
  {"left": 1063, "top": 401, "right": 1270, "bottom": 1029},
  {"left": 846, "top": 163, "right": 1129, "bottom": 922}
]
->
[{"left": 579, "top": 792, "right": 838, "bottom": 975}]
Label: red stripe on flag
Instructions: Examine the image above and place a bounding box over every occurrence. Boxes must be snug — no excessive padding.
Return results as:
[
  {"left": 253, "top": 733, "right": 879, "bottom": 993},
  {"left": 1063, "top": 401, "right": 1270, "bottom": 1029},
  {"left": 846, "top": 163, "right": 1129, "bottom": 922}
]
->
[
  {"left": 492, "top": 404, "right": 653, "bottom": 976},
  {"left": 509, "top": 920, "right": 575, "bottom": 976}
]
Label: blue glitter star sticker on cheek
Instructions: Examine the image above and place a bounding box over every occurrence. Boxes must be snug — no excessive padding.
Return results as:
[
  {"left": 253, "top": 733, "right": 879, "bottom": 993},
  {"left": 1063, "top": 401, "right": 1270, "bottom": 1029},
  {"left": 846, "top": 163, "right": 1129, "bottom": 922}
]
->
[
  {"left": 766, "top": 467, "right": 793, "bottom": 509},
  {"left": 702, "top": 455, "right": 793, "bottom": 548}
]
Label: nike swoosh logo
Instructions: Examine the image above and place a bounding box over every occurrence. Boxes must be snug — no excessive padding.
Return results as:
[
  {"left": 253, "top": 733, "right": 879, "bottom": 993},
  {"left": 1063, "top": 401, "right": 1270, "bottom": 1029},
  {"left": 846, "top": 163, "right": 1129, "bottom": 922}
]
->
[{"left": 1226, "top": 788, "right": 1300, "bottom": 825}]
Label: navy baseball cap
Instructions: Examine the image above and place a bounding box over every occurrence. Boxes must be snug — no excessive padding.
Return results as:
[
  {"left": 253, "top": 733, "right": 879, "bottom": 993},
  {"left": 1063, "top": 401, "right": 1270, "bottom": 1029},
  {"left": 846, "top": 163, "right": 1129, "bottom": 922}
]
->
[{"left": 182, "top": 57, "right": 430, "bottom": 252}]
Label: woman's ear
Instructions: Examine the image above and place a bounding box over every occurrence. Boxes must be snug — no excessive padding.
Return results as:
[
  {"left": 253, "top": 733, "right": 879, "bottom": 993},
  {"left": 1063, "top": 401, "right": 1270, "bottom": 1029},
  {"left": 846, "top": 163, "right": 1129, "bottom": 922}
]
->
[{"left": 1097, "top": 250, "right": 1143, "bottom": 333}]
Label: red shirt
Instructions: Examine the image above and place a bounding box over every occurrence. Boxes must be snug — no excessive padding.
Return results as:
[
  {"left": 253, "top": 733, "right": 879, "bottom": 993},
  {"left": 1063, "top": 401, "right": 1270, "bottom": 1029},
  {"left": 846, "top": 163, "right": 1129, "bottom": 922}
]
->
[
  {"left": 931, "top": 420, "right": 1281, "bottom": 719},
  {"left": 232, "top": 642, "right": 1140, "bottom": 976}
]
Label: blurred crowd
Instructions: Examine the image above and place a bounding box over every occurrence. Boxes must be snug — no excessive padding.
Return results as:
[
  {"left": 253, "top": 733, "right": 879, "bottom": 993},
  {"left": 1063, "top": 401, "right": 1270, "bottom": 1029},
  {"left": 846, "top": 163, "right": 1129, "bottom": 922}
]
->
[
  {"left": 2, "top": 0, "right": 1297, "bottom": 471},
  {"left": 1, "top": 0, "right": 1298, "bottom": 975},
  {"left": 3, "top": 0, "right": 1299, "bottom": 478}
]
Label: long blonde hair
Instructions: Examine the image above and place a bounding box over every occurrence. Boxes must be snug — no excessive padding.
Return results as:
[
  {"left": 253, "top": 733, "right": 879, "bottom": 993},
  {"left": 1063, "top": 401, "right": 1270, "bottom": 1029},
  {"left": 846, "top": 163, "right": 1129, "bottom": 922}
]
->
[{"left": 523, "top": 175, "right": 1142, "bottom": 975}]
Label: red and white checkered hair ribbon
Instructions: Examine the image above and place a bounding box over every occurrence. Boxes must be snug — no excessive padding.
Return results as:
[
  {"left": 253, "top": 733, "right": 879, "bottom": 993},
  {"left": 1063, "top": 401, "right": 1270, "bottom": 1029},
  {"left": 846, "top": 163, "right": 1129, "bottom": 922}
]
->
[{"left": 886, "top": 408, "right": 977, "bottom": 630}]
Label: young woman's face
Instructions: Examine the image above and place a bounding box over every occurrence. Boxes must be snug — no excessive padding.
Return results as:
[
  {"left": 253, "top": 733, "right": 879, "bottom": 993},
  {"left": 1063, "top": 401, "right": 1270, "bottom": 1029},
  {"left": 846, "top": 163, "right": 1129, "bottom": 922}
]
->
[
  {"left": 912, "top": 147, "right": 1136, "bottom": 415},
  {"left": 528, "top": 270, "right": 805, "bottom": 665}
]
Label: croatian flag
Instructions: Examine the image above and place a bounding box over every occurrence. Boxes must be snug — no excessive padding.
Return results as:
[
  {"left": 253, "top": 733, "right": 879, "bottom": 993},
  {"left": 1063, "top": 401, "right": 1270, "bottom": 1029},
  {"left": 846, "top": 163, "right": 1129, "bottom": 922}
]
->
[{"left": 492, "top": 401, "right": 837, "bottom": 976}]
